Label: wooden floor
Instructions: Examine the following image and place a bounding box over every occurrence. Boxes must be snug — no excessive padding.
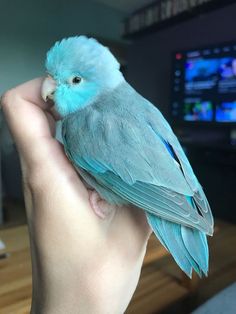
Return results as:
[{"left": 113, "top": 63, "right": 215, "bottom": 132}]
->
[
  {"left": 0, "top": 226, "right": 31, "bottom": 314},
  {"left": 0, "top": 220, "right": 236, "bottom": 314}
]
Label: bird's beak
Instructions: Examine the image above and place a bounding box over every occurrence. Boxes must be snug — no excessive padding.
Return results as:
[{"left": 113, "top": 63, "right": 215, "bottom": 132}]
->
[{"left": 41, "top": 75, "right": 56, "bottom": 102}]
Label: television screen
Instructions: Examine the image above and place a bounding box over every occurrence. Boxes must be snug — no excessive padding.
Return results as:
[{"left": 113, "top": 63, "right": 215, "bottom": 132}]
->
[{"left": 171, "top": 42, "right": 236, "bottom": 123}]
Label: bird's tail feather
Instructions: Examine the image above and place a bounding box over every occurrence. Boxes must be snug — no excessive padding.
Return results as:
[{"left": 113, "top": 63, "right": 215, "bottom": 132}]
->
[{"left": 146, "top": 212, "right": 209, "bottom": 278}]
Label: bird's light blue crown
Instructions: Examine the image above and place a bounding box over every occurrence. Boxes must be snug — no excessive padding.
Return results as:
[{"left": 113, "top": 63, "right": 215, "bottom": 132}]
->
[{"left": 45, "top": 36, "right": 124, "bottom": 116}]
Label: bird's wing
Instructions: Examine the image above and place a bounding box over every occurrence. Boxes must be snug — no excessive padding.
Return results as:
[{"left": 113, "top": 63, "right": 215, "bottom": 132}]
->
[{"left": 62, "top": 84, "right": 213, "bottom": 235}]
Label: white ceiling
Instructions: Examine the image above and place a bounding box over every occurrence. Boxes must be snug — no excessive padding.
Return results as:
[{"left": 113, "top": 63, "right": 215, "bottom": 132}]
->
[{"left": 95, "top": 0, "right": 150, "bottom": 13}]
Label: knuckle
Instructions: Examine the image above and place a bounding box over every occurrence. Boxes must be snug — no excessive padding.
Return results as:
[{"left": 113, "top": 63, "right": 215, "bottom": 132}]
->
[
  {"left": 1, "top": 89, "right": 16, "bottom": 106},
  {"left": 1, "top": 88, "right": 19, "bottom": 113}
]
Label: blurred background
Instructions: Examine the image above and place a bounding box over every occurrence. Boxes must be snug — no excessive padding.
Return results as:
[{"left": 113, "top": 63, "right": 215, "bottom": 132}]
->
[{"left": 0, "top": 0, "right": 236, "bottom": 313}]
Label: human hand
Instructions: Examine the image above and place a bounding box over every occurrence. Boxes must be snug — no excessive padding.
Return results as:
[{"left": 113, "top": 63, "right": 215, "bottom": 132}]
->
[{"left": 1, "top": 78, "right": 152, "bottom": 314}]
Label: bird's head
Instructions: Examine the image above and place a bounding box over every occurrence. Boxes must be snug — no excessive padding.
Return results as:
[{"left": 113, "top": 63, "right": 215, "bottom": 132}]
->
[{"left": 41, "top": 36, "right": 124, "bottom": 117}]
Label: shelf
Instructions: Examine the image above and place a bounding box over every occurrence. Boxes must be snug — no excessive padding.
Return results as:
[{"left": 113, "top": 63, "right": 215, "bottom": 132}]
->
[{"left": 123, "top": 0, "right": 236, "bottom": 40}]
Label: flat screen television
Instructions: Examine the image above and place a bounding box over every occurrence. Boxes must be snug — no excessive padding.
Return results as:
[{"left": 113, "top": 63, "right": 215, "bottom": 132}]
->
[{"left": 170, "top": 41, "right": 236, "bottom": 124}]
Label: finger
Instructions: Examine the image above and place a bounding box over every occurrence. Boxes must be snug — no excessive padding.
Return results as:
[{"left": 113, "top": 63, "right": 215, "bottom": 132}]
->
[
  {"left": 88, "top": 189, "right": 117, "bottom": 220},
  {"left": 45, "top": 111, "right": 57, "bottom": 137},
  {"left": 1, "top": 78, "right": 84, "bottom": 190},
  {"left": 46, "top": 105, "right": 61, "bottom": 121},
  {"left": 1, "top": 77, "right": 50, "bottom": 138},
  {"left": 1, "top": 77, "right": 50, "bottom": 111},
  {"left": 1, "top": 78, "right": 56, "bottom": 159}
]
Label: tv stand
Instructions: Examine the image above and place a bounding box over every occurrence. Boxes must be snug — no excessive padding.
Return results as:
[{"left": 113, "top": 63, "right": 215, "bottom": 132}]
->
[{"left": 173, "top": 125, "right": 236, "bottom": 222}]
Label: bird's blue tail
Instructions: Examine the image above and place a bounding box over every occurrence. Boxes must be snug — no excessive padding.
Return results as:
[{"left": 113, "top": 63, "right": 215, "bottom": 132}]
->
[{"left": 146, "top": 212, "right": 209, "bottom": 278}]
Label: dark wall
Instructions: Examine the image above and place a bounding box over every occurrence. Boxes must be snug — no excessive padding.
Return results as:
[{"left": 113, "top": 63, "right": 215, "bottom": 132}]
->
[
  {"left": 126, "top": 3, "right": 236, "bottom": 223},
  {"left": 127, "top": 2, "right": 236, "bottom": 118}
]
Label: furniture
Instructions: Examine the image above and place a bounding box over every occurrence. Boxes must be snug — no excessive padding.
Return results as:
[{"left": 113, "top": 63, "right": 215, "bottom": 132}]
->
[
  {"left": 0, "top": 226, "right": 31, "bottom": 314},
  {"left": 193, "top": 282, "right": 236, "bottom": 314}
]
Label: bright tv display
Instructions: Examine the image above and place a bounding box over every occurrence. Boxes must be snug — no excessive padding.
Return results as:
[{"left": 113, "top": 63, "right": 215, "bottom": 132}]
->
[{"left": 171, "top": 41, "right": 236, "bottom": 123}]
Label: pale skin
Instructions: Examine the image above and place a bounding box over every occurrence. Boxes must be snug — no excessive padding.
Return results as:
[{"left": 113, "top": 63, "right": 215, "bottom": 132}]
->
[{"left": 1, "top": 78, "right": 152, "bottom": 314}]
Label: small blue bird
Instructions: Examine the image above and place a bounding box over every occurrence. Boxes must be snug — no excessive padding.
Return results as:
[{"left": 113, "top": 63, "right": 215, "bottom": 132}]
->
[{"left": 41, "top": 36, "right": 214, "bottom": 278}]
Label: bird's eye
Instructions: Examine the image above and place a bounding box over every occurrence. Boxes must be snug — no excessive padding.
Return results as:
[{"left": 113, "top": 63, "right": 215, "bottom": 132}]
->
[{"left": 72, "top": 76, "right": 82, "bottom": 84}]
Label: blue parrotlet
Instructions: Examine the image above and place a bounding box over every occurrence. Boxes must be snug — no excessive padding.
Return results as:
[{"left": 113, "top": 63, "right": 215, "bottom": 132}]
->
[{"left": 41, "top": 36, "right": 214, "bottom": 278}]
